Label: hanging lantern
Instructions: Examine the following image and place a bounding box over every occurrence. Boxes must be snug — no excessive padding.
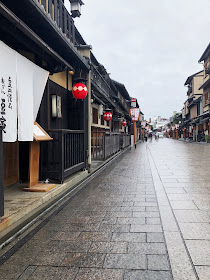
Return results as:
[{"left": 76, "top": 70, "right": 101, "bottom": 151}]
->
[
  {"left": 69, "top": 0, "right": 84, "bottom": 18},
  {"left": 103, "top": 111, "right": 112, "bottom": 121},
  {"left": 72, "top": 83, "right": 87, "bottom": 99},
  {"left": 122, "top": 120, "right": 127, "bottom": 126}
]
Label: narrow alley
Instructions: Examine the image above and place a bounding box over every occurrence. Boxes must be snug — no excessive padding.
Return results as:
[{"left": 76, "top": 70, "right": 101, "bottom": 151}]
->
[{"left": 0, "top": 138, "right": 209, "bottom": 280}]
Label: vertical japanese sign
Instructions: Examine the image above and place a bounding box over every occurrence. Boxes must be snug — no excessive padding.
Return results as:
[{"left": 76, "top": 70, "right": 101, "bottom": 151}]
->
[
  {"left": 0, "top": 42, "right": 17, "bottom": 142},
  {"left": 0, "top": 41, "right": 49, "bottom": 142},
  {"left": 130, "top": 108, "right": 140, "bottom": 121},
  {"left": 141, "top": 121, "right": 146, "bottom": 128}
]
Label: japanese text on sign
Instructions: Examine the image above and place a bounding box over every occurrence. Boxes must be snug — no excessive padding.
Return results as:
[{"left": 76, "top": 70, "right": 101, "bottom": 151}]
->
[
  {"left": 130, "top": 108, "right": 140, "bottom": 121},
  {"left": 0, "top": 75, "right": 15, "bottom": 136}
]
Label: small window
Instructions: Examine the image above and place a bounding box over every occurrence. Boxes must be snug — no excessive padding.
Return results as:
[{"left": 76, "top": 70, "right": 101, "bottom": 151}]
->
[
  {"left": 101, "top": 117, "right": 104, "bottom": 125},
  {"left": 92, "top": 108, "right": 98, "bottom": 124}
]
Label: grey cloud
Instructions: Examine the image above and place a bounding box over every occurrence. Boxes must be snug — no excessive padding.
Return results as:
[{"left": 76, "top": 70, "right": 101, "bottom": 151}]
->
[{"left": 70, "top": 0, "right": 210, "bottom": 119}]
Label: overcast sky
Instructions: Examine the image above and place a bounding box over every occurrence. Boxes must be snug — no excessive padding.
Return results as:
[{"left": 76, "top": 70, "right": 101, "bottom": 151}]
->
[{"left": 65, "top": 0, "right": 209, "bottom": 120}]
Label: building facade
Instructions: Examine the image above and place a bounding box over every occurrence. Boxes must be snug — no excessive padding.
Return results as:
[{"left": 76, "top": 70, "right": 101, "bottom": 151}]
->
[{"left": 0, "top": 0, "right": 142, "bottom": 220}]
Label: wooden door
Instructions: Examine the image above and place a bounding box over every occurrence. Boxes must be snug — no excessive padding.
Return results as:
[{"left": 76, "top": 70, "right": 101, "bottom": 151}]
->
[{"left": 3, "top": 142, "right": 19, "bottom": 186}]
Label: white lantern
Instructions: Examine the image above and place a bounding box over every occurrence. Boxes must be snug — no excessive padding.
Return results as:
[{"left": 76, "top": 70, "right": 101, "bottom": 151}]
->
[{"left": 69, "top": 0, "right": 84, "bottom": 18}]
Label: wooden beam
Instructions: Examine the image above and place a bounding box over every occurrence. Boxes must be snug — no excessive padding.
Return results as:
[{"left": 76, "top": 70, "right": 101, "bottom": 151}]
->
[
  {"left": 29, "top": 141, "right": 40, "bottom": 187},
  {"left": 48, "top": 0, "right": 52, "bottom": 16},
  {"left": 64, "top": 8, "right": 68, "bottom": 35},
  {"left": 54, "top": 0, "right": 58, "bottom": 23},
  {"left": 59, "top": 0, "right": 63, "bottom": 32}
]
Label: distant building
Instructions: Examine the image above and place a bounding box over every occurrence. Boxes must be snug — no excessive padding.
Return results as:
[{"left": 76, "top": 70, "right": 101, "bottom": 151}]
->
[{"left": 149, "top": 116, "right": 170, "bottom": 131}]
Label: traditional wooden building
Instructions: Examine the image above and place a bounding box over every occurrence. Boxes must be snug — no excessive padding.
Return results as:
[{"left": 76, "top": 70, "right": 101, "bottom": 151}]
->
[
  {"left": 0, "top": 0, "right": 91, "bottom": 218},
  {"left": 198, "top": 43, "right": 210, "bottom": 141},
  {"left": 90, "top": 59, "right": 132, "bottom": 160},
  {"left": 111, "top": 80, "right": 132, "bottom": 133},
  {"left": 183, "top": 71, "right": 204, "bottom": 141},
  {"left": 0, "top": 0, "right": 136, "bottom": 220}
]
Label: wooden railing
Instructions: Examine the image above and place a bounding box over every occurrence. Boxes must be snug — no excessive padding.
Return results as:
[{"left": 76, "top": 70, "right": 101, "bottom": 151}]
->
[
  {"left": 121, "top": 134, "right": 131, "bottom": 148},
  {"left": 91, "top": 65, "right": 112, "bottom": 100},
  {"left": 38, "top": 0, "right": 75, "bottom": 44},
  {"left": 104, "top": 133, "right": 121, "bottom": 159},
  {"left": 91, "top": 131, "right": 104, "bottom": 160},
  {"left": 91, "top": 132, "right": 130, "bottom": 160},
  {"left": 40, "top": 129, "right": 85, "bottom": 182}
]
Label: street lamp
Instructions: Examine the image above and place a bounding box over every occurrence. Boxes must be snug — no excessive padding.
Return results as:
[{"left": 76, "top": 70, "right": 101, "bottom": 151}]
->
[{"left": 69, "top": 0, "right": 84, "bottom": 18}]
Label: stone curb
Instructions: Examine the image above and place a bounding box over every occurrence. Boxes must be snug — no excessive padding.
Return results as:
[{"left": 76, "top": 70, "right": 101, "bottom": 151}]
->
[{"left": 147, "top": 147, "right": 198, "bottom": 280}]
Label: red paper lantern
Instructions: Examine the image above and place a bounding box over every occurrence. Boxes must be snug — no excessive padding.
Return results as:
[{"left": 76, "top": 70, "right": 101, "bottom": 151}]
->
[
  {"left": 72, "top": 83, "right": 87, "bottom": 99},
  {"left": 122, "top": 121, "right": 127, "bottom": 126},
  {"left": 103, "top": 112, "right": 112, "bottom": 121}
]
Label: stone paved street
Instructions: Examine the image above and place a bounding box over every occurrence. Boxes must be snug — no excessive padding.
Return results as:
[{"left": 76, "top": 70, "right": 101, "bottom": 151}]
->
[{"left": 0, "top": 138, "right": 209, "bottom": 279}]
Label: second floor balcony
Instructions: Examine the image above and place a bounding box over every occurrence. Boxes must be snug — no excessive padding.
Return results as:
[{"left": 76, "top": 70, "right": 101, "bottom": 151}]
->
[
  {"left": 37, "top": 0, "right": 75, "bottom": 44},
  {"left": 1, "top": 0, "right": 89, "bottom": 70},
  {"left": 91, "top": 64, "right": 113, "bottom": 102}
]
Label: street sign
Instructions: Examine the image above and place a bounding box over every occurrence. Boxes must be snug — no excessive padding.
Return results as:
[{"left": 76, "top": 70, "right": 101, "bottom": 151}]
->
[
  {"left": 131, "top": 98, "right": 136, "bottom": 108},
  {"left": 130, "top": 108, "right": 140, "bottom": 121}
]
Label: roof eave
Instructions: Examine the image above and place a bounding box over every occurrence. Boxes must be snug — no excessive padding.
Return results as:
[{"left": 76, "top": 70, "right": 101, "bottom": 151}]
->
[{"left": 198, "top": 43, "right": 210, "bottom": 62}]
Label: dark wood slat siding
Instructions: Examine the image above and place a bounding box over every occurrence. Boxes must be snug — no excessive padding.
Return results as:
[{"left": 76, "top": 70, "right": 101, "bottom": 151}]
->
[
  {"left": 59, "top": 0, "right": 64, "bottom": 32},
  {"left": 72, "top": 20, "right": 75, "bottom": 44},
  {"left": 61, "top": 130, "right": 65, "bottom": 180},
  {"left": 42, "top": 0, "right": 46, "bottom": 10},
  {"left": 40, "top": 130, "right": 85, "bottom": 182},
  {"left": 48, "top": 0, "right": 53, "bottom": 17},
  {"left": 54, "top": 0, "right": 58, "bottom": 24},
  {"left": 84, "top": 90, "right": 88, "bottom": 168},
  {"left": 67, "top": 14, "right": 71, "bottom": 40},
  {"left": 37, "top": 80, "right": 85, "bottom": 131},
  {"left": 64, "top": 8, "right": 68, "bottom": 35},
  {"left": 91, "top": 132, "right": 124, "bottom": 160},
  {"left": 0, "top": 127, "right": 4, "bottom": 217}
]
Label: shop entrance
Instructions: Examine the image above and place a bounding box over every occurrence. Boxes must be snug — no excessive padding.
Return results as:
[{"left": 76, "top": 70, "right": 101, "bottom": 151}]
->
[
  {"left": 3, "top": 142, "right": 29, "bottom": 187},
  {"left": 3, "top": 142, "right": 19, "bottom": 187}
]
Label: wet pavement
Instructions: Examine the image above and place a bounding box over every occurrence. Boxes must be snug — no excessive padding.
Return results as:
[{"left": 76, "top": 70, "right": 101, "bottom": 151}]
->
[{"left": 0, "top": 138, "right": 209, "bottom": 279}]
